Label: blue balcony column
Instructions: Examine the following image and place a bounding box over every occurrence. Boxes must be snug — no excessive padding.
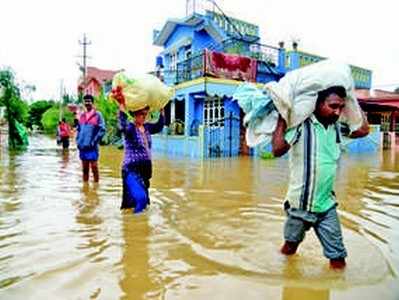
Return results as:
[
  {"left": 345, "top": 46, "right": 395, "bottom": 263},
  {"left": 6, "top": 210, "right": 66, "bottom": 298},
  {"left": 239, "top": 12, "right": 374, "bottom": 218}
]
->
[
  {"left": 185, "top": 94, "right": 195, "bottom": 136},
  {"left": 277, "top": 41, "right": 286, "bottom": 73},
  {"left": 367, "top": 73, "right": 372, "bottom": 89},
  {"left": 288, "top": 42, "right": 300, "bottom": 70}
]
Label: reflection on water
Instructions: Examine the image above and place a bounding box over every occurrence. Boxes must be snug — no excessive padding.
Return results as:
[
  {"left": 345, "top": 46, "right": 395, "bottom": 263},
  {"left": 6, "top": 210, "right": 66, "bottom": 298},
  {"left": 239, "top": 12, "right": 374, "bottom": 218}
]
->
[
  {"left": 0, "top": 135, "right": 398, "bottom": 299},
  {"left": 282, "top": 286, "right": 329, "bottom": 300}
]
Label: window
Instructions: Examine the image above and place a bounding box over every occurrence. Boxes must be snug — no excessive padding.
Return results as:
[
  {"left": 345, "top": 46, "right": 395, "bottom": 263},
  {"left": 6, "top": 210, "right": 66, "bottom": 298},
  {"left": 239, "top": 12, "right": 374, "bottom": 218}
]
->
[
  {"left": 204, "top": 96, "right": 224, "bottom": 127},
  {"left": 170, "top": 52, "right": 177, "bottom": 71}
]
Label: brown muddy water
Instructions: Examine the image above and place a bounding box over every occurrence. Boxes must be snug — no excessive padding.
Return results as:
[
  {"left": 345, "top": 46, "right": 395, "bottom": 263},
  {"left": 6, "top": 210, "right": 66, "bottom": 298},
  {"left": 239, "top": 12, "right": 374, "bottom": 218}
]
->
[{"left": 0, "top": 134, "right": 398, "bottom": 300}]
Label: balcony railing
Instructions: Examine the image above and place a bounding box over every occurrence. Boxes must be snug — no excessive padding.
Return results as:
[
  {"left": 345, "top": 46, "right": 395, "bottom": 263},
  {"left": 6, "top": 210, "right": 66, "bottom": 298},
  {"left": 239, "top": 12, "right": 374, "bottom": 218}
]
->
[
  {"left": 156, "top": 38, "right": 280, "bottom": 85},
  {"left": 209, "top": 38, "right": 279, "bottom": 66},
  {"left": 176, "top": 52, "right": 205, "bottom": 83}
]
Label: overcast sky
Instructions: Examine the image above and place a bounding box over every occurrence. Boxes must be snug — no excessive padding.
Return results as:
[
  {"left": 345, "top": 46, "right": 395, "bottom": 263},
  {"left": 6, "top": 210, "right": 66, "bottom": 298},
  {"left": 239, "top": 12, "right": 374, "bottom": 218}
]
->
[{"left": 1, "top": 0, "right": 398, "bottom": 100}]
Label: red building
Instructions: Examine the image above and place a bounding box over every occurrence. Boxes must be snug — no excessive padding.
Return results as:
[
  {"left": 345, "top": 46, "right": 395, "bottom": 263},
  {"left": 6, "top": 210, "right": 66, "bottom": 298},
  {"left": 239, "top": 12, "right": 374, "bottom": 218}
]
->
[
  {"left": 77, "top": 66, "right": 122, "bottom": 97},
  {"left": 355, "top": 89, "right": 399, "bottom": 132}
]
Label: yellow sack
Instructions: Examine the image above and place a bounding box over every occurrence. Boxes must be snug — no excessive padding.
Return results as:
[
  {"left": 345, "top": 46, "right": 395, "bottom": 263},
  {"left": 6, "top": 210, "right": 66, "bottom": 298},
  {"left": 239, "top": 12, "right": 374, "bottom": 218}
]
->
[{"left": 109, "top": 72, "right": 173, "bottom": 113}]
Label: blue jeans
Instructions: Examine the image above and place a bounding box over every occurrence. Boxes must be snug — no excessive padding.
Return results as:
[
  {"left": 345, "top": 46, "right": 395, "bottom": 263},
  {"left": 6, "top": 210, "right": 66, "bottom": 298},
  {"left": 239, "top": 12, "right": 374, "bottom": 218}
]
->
[
  {"left": 121, "top": 170, "right": 150, "bottom": 214},
  {"left": 284, "top": 202, "right": 347, "bottom": 259},
  {"left": 79, "top": 147, "right": 99, "bottom": 161}
]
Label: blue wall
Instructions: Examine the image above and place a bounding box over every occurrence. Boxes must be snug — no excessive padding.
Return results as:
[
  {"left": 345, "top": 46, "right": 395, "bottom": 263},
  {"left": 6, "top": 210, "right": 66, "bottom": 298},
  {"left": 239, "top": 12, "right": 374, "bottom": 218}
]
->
[
  {"left": 343, "top": 125, "right": 381, "bottom": 153},
  {"left": 164, "top": 25, "right": 193, "bottom": 49},
  {"left": 152, "top": 133, "right": 202, "bottom": 157},
  {"left": 256, "top": 61, "right": 282, "bottom": 83},
  {"left": 192, "top": 29, "right": 214, "bottom": 53}
]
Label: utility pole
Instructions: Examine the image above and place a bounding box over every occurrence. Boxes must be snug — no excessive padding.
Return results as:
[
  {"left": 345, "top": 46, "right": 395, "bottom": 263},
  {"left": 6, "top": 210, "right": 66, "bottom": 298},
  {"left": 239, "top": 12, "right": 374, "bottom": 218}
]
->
[
  {"left": 78, "top": 33, "right": 91, "bottom": 87},
  {"left": 59, "top": 79, "right": 64, "bottom": 121}
]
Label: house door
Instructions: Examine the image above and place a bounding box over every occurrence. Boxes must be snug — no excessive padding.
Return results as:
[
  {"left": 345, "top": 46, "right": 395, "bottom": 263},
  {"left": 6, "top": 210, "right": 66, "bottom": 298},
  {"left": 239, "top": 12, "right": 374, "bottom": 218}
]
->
[{"left": 206, "top": 113, "right": 240, "bottom": 158}]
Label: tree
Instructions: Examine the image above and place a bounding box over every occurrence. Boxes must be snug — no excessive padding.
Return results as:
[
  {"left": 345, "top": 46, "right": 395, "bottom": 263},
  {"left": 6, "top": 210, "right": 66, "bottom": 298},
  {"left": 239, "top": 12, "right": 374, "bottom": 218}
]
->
[
  {"left": 0, "top": 68, "right": 29, "bottom": 149},
  {"left": 27, "top": 100, "right": 54, "bottom": 130},
  {"left": 95, "top": 89, "right": 119, "bottom": 144},
  {"left": 62, "top": 93, "right": 78, "bottom": 105},
  {"left": 394, "top": 87, "right": 399, "bottom": 94}
]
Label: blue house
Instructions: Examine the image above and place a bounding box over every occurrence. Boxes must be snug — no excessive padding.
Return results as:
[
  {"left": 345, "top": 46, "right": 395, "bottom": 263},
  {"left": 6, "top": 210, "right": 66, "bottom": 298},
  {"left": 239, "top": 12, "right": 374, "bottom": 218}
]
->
[{"left": 151, "top": 7, "right": 375, "bottom": 158}]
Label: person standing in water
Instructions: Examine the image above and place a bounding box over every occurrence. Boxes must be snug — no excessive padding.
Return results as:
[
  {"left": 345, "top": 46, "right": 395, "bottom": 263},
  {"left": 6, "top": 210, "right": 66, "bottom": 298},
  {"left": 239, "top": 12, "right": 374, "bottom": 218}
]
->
[
  {"left": 272, "top": 86, "right": 369, "bottom": 269},
  {"left": 75, "top": 94, "right": 106, "bottom": 183},
  {"left": 117, "top": 99, "right": 164, "bottom": 214},
  {"left": 57, "top": 118, "right": 71, "bottom": 150}
]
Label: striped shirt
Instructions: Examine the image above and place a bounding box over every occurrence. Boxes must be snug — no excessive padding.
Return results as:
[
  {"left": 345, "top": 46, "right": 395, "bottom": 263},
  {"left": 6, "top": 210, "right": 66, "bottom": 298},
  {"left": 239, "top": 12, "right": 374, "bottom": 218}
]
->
[{"left": 284, "top": 114, "right": 341, "bottom": 213}]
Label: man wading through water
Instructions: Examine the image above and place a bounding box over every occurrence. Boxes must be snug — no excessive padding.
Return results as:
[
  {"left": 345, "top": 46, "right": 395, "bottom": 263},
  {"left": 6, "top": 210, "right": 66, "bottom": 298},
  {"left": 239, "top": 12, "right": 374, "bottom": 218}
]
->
[
  {"left": 75, "top": 94, "right": 106, "bottom": 182},
  {"left": 272, "top": 86, "right": 369, "bottom": 269}
]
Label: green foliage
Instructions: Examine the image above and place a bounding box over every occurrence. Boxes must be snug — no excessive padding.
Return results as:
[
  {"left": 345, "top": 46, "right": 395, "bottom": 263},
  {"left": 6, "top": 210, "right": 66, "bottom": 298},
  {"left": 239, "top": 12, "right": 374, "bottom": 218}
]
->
[
  {"left": 94, "top": 90, "right": 119, "bottom": 144},
  {"left": 77, "top": 92, "right": 83, "bottom": 104},
  {"left": 27, "top": 100, "right": 55, "bottom": 129},
  {"left": 62, "top": 93, "right": 79, "bottom": 105},
  {"left": 260, "top": 151, "right": 274, "bottom": 159},
  {"left": 0, "top": 68, "right": 29, "bottom": 149},
  {"left": 41, "top": 107, "right": 74, "bottom": 134},
  {"left": 395, "top": 87, "right": 399, "bottom": 94}
]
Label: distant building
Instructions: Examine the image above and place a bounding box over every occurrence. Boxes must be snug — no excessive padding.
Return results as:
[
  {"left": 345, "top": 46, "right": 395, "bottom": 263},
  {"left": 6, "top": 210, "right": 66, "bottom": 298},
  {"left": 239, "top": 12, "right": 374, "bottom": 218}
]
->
[
  {"left": 149, "top": 1, "right": 374, "bottom": 158},
  {"left": 77, "top": 66, "right": 122, "bottom": 97},
  {"left": 284, "top": 50, "right": 372, "bottom": 89},
  {"left": 356, "top": 89, "right": 399, "bottom": 132}
]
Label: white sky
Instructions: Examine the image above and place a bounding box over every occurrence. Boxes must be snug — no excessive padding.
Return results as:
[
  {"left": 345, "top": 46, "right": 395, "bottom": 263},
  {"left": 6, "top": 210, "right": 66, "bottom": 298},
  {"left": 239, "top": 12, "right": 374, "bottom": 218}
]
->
[{"left": 1, "top": 0, "right": 398, "bottom": 100}]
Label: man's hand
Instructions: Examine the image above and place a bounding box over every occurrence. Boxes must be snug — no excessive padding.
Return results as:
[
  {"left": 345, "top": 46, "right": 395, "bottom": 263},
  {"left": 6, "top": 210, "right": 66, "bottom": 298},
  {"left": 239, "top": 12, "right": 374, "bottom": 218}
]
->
[
  {"left": 272, "top": 114, "right": 290, "bottom": 157},
  {"left": 350, "top": 110, "right": 369, "bottom": 138}
]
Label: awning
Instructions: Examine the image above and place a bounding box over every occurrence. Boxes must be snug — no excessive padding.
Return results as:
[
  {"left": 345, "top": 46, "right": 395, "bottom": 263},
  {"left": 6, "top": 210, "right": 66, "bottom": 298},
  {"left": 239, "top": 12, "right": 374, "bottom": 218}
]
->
[{"left": 358, "top": 98, "right": 399, "bottom": 110}]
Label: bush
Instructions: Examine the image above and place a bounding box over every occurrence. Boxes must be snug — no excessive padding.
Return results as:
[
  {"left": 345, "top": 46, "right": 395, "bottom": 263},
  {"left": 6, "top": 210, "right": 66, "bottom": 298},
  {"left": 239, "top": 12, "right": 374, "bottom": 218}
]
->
[
  {"left": 41, "top": 107, "right": 74, "bottom": 134},
  {"left": 0, "top": 68, "right": 29, "bottom": 149}
]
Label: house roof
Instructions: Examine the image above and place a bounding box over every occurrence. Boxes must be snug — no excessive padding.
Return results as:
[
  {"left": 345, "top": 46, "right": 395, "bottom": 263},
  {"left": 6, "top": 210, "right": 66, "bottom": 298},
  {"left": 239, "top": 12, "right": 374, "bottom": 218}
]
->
[
  {"left": 355, "top": 89, "right": 399, "bottom": 110},
  {"left": 153, "top": 11, "right": 260, "bottom": 48},
  {"left": 153, "top": 14, "right": 205, "bottom": 46},
  {"left": 356, "top": 89, "right": 399, "bottom": 99},
  {"left": 78, "top": 66, "right": 121, "bottom": 90},
  {"left": 85, "top": 66, "right": 120, "bottom": 83}
]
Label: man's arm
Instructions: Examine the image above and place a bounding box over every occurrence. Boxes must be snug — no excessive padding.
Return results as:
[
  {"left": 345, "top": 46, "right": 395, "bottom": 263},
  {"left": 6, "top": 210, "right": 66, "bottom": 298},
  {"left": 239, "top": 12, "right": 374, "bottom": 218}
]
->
[
  {"left": 272, "top": 114, "right": 290, "bottom": 157},
  {"left": 349, "top": 110, "right": 369, "bottom": 138}
]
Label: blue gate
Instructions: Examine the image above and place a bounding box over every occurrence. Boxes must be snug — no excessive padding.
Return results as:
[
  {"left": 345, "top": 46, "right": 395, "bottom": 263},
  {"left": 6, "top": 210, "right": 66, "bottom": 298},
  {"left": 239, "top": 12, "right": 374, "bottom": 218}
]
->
[{"left": 205, "top": 112, "right": 240, "bottom": 158}]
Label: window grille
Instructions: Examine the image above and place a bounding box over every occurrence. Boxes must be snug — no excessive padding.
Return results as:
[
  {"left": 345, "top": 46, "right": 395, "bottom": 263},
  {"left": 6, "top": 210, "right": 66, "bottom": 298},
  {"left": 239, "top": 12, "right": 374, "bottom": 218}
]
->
[{"left": 204, "top": 96, "right": 224, "bottom": 127}]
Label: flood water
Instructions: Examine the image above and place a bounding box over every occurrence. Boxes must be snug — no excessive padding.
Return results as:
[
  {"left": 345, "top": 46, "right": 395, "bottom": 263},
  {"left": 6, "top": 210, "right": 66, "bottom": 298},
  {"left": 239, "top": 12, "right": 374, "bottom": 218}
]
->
[{"left": 1, "top": 134, "right": 398, "bottom": 300}]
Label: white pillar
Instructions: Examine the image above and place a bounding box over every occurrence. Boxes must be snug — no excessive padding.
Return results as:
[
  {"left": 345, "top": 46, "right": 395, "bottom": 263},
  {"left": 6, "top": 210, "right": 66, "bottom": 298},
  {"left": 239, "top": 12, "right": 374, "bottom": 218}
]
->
[{"left": 171, "top": 100, "right": 176, "bottom": 124}]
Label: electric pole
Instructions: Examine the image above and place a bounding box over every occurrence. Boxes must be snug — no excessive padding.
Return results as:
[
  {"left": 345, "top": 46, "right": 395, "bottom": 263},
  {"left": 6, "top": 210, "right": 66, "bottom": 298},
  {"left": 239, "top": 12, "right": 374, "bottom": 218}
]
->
[
  {"left": 59, "top": 79, "right": 64, "bottom": 120},
  {"left": 78, "top": 33, "right": 91, "bottom": 87}
]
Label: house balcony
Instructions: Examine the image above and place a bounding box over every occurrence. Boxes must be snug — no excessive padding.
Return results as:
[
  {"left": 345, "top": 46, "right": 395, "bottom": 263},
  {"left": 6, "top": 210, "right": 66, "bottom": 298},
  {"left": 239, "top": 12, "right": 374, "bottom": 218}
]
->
[{"left": 162, "top": 40, "right": 282, "bottom": 86}]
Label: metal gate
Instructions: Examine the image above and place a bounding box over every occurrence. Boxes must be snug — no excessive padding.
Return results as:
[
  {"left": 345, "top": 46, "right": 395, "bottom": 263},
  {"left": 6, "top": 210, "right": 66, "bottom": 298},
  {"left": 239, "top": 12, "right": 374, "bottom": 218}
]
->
[{"left": 205, "top": 112, "right": 240, "bottom": 158}]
